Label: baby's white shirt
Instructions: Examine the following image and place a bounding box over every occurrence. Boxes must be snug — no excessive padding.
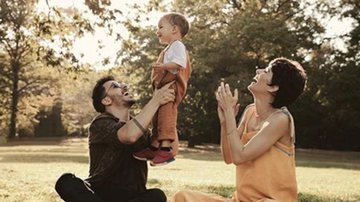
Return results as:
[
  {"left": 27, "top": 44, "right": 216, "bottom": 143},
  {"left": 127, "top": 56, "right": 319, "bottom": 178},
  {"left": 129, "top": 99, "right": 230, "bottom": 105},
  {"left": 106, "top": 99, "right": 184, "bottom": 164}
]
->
[{"left": 163, "top": 40, "right": 187, "bottom": 74}]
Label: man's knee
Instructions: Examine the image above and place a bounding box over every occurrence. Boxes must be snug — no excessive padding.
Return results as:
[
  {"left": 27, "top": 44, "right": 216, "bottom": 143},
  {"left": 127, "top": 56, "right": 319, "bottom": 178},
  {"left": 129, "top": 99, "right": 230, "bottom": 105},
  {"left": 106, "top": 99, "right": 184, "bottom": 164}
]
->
[
  {"left": 55, "top": 173, "right": 102, "bottom": 202},
  {"left": 55, "top": 173, "right": 78, "bottom": 199},
  {"left": 147, "top": 188, "right": 167, "bottom": 202}
]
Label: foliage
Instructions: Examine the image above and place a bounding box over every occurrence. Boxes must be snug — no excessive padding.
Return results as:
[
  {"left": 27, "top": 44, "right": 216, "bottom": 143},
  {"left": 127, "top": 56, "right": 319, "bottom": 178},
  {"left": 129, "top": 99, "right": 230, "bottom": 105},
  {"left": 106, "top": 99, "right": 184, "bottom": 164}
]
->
[
  {"left": 120, "top": 0, "right": 329, "bottom": 147},
  {"left": 0, "top": 0, "right": 358, "bottom": 150},
  {"left": 0, "top": 0, "right": 94, "bottom": 139},
  {"left": 118, "top": 0, "right": 360, "bottom": 151},
  {"left": 33, "top": 98, "right": 67, "bottom": 137},
  {"left": 294, "top": 0, "right": 360, "bottom": 150}
]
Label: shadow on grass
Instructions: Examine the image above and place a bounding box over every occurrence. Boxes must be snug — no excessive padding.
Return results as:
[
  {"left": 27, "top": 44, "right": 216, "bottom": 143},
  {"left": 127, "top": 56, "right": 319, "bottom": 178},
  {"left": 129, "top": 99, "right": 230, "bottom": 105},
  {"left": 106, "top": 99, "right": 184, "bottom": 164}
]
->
[
  {"left": 148, "top": 179, "right": 360, "bottom": 202},
  {"left": 298, "top": 192, "right": 360, "bottom": 202},
  {"left": 187, "top": 184, "right": 234, "bottom": 198},
  {"left": 147, "top": 178, "right": 234, "bottom": 198},
  {"left": 179, "top": 148, "right": 360, "bottom": 170},
  {"left": 2, "top": 137, "right": 88, "bottom": 146},
  {"left": 147, "top": 178, "right": 162, "bottom": 186},
  {"left": 296, "top": 150, "right": 360, "bottom": 171},
  {"left": 0, "top": 147, "right": 87, "bottom": 154},
  {"left": 296, "top": 160, "right": 360, "bottom": 170},
  {"left": 0, "top": 154, "right": 88, "bottom": 163},
  {"left": 178, "top": 150, "right": 360, "bottom": 170},
  {"left": 177, "top": 149, "right": 224, "bottom": 161}
]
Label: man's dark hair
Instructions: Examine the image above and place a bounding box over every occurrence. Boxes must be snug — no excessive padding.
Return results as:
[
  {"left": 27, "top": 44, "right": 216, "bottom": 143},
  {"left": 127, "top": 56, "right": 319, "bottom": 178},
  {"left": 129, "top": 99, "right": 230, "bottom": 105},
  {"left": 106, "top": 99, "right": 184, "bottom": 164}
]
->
[
  {"left": 92, "top": 76, "right": 114, "bottom": 113},
  {"left": 268, "top": 58, "right": 307, "bottom": 108}
]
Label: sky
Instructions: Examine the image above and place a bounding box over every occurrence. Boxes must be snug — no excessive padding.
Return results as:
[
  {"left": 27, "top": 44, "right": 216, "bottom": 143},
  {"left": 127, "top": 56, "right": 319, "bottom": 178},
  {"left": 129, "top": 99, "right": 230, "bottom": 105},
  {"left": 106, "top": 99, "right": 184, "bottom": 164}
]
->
[
  {"left": 37, "top": 0, "right": 355, "bottom": 70},
  {"left": 37, "top": 0, "right": 166, "bottom": 70},
  {"left": 70, "top": 1, "right": 166, "bottom": 70}
]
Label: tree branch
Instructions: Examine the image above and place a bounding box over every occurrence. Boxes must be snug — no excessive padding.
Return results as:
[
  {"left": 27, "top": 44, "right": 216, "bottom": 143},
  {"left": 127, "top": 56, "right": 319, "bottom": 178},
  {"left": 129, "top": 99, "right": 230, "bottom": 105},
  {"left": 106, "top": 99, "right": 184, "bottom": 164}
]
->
[{"left": 227, "top": 0, "right": 242, "bottom": 10}]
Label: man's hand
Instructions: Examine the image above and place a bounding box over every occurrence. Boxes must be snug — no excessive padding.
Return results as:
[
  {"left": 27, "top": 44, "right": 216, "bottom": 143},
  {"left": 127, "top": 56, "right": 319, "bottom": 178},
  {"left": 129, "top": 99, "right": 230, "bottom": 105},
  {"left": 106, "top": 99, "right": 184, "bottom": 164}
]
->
[
  {"left": 117, "top": 81, "right": 175, "bottom": 144},
  {"left": 152, "top": 81, "right": 175, "bottom": 106}
]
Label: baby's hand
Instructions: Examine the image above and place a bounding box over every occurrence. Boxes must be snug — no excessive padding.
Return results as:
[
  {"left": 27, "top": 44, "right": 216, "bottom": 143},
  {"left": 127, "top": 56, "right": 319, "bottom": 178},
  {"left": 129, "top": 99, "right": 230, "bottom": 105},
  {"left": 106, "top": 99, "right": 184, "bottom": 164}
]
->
[{"left": 152, "top": 62, "right": 164, "bottom": 69}]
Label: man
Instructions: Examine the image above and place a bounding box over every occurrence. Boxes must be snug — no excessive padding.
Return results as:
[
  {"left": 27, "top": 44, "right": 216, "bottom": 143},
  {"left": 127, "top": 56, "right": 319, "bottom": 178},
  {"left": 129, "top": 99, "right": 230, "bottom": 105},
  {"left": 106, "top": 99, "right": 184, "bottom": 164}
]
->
[{"left": 56, "top": 76, "right": 175, "bottom": 202}]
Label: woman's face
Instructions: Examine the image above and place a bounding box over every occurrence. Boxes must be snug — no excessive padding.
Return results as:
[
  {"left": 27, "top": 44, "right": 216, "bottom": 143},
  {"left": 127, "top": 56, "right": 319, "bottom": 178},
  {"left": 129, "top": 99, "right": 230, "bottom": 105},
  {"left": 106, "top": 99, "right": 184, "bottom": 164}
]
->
[{"left": 248, "top": 66, "right": 274, "bottom": 94}]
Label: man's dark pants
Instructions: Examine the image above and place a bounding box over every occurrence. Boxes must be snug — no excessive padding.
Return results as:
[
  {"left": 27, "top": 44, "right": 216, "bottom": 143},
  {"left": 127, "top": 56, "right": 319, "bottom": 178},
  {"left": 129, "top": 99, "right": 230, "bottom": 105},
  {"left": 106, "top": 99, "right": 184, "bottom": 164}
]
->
[{"left": 55, "top": 173, "right": 166, "bottom": 202}]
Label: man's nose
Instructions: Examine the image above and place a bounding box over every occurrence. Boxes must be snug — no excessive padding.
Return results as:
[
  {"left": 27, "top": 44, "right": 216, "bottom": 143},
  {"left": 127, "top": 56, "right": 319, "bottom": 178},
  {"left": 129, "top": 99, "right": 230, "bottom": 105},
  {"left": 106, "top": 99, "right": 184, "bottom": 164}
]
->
[{"left": 122, "top": 84, "right": 129, "bottom": 90}]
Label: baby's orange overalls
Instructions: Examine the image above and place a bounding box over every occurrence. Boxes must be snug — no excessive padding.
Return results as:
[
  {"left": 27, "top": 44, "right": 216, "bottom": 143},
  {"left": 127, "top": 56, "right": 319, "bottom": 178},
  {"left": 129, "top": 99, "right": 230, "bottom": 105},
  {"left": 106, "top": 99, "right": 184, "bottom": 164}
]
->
[{"left": 150, "top": 48, "right": 191, "bottom": 143}]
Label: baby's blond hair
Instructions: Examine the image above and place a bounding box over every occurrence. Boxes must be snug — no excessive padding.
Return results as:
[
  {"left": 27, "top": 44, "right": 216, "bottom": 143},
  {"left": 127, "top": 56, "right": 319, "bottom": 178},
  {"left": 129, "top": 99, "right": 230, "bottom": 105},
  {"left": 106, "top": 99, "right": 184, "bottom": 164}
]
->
[{"left": 162, "top": 13, "right": 190, "bottom": 37}]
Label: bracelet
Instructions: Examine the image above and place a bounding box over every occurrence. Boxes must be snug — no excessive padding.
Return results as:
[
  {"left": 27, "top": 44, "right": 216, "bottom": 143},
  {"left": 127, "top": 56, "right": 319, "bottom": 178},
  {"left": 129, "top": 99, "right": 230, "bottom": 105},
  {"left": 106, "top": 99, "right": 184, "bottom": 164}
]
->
[
  {"left": 227, "top": 128, "right": 237, "bottom": 136},
  {"left": 132, "top": 118, "right": 147, "bottom": 134}
]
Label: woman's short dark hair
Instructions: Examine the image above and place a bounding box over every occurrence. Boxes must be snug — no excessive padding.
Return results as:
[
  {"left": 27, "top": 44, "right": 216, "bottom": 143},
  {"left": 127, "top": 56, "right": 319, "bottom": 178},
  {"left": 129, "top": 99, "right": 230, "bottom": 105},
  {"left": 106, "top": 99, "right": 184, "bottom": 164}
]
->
[
  {"left": 92, "top": 76, "right": 114, "bottom": 113},
  {"left": 268, "top": 58, "right": 307, "bottom": 108}
]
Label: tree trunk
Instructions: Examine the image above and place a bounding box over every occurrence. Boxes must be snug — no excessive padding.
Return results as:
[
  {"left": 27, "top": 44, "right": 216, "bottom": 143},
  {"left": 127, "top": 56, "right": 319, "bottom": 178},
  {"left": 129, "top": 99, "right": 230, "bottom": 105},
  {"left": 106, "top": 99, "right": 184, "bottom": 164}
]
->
[{"left": 8, "top": 59, "right": 20, "bottom": 139}]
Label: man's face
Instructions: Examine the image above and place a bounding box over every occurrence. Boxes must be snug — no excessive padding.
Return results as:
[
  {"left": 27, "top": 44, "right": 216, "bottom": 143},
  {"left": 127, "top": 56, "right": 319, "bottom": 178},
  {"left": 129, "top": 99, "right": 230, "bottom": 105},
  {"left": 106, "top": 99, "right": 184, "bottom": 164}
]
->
[{"left": 102, "top": 80, "right": 135, "bottom": 108}]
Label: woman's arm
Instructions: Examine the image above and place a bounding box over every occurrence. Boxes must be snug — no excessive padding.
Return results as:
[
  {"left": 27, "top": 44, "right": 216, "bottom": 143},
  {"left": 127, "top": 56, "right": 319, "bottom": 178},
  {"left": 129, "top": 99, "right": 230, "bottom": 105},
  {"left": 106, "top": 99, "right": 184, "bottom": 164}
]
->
[
  {"left": 216, "top": 84, "right": 241, "bottom": 164},
  {"left": 218, "top": 107, "right": 232, "bottom": 164},
  {"left": 218, "top": 82, "right": 290, "bottom": 165},
  {"left": 219, "top": 104, "right": 252, "bottom": 164},
  {"left": 225, "top": 110, "right": 289, "bottom": 165}
]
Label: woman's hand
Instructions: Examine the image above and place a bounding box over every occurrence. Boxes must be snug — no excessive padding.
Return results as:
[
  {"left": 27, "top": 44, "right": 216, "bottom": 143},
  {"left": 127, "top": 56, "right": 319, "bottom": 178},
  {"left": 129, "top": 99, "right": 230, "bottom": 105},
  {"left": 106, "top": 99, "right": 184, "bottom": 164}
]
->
[
  {"left": 216, "top": 101, "right": 240, "bottom": 125},
  {"left": 215, "top": 82, "right": 240, "bottom": 120}
]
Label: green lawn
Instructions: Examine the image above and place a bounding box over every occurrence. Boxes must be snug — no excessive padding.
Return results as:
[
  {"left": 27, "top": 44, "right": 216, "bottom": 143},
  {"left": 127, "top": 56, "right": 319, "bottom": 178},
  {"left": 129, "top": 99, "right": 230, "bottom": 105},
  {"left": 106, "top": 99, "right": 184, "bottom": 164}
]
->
[{"left": 0, "top": 138, "right": 359, "bottom": 202}]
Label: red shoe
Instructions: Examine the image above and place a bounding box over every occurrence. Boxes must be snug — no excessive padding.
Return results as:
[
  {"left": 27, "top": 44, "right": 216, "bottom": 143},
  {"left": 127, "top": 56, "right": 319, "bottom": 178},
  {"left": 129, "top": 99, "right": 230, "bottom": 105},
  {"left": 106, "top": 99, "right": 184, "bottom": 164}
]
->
[
  {"left": 150, "top": 150, "right": 175, "bottom": 166},
  {"left": 133, "top": 147, "right": 158, "bottom": 161}
]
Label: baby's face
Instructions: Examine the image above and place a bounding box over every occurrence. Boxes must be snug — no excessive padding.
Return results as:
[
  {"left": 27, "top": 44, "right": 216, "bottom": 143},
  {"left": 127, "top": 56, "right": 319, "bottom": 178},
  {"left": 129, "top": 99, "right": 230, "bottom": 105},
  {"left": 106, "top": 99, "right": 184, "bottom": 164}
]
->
[{"left": 156, "top": 17, "right": 174, "bottom": 44}]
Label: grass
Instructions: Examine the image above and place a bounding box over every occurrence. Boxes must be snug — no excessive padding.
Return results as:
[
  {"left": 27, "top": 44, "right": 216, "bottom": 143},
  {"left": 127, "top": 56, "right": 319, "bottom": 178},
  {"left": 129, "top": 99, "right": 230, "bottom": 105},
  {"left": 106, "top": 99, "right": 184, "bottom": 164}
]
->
[{"left": 0, "top": 138, "right": 359, "bottom": 202}]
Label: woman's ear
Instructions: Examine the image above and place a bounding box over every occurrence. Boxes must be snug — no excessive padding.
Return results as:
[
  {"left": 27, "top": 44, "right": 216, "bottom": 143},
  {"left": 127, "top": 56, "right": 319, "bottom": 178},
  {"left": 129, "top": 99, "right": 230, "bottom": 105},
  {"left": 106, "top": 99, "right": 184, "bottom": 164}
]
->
[
  {"left": 268, "top": 85, "right": 279, "bottom": 93},
  {"left": 101, "top": 96, "right": 112, "bottom": 106}
]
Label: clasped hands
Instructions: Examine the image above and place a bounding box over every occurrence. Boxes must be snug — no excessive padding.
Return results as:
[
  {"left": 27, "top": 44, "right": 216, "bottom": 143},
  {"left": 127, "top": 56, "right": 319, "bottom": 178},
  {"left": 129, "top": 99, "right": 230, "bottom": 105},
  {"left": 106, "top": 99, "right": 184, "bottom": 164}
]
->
[{"left": 215, "top": 82, "right": 240, "bottom": 123}]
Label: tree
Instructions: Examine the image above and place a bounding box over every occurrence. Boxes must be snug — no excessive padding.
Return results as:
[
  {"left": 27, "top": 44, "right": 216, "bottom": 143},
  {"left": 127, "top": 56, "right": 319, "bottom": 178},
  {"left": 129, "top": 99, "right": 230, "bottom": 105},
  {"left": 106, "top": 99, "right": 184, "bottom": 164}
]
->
[
  {"left": 0, "top": 0, "right": 93, "bottom": 139},
  {"left": 301, "top": 0, "right": 360, "bottom": 150},
  {"left": 0, "top": 53, "right": 11, "bottom": 135},
  {"left": 34, "top": 97, "right": 67, "bottom": 137}
]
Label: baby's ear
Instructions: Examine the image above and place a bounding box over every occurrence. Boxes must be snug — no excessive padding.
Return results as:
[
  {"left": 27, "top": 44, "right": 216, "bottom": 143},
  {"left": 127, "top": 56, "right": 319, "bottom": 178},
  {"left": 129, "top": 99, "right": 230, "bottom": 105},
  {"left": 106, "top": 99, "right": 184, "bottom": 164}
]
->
[{"left": 172, "top": 25, "right": 179, "bottom": 34}]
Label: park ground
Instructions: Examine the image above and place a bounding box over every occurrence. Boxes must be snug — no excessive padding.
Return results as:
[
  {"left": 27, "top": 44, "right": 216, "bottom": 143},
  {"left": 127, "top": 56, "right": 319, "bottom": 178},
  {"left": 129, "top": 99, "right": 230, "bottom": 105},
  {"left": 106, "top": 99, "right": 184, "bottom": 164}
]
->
[{"left": 0, "top": 138, "right": 359, "bottom": 202}]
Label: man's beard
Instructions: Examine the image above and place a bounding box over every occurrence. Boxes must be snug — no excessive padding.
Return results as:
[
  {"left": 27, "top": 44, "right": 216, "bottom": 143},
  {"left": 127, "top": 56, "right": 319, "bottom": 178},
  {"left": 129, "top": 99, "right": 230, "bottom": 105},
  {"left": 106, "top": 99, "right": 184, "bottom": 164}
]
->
[
  {"left": 110, "top": 94, "right": 136, "bottom": 108},
  {"left": 124, "top": 99, "right": 136, "bottom": 107}
]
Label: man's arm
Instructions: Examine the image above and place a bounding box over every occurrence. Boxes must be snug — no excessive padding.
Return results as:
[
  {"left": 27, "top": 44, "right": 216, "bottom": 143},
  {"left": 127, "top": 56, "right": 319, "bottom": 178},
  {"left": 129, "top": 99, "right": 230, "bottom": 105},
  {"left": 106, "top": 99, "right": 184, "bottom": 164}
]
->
[{"left": 117, "top": 82, "right": 175, "bottom": 144}]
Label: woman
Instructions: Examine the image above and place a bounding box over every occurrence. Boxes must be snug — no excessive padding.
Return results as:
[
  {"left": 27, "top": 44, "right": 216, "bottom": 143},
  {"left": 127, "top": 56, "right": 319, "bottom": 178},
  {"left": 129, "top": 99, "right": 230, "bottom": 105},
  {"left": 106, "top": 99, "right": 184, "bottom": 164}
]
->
[{"left": 171, "top": 58, "right": 307, "bottom": 202}]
